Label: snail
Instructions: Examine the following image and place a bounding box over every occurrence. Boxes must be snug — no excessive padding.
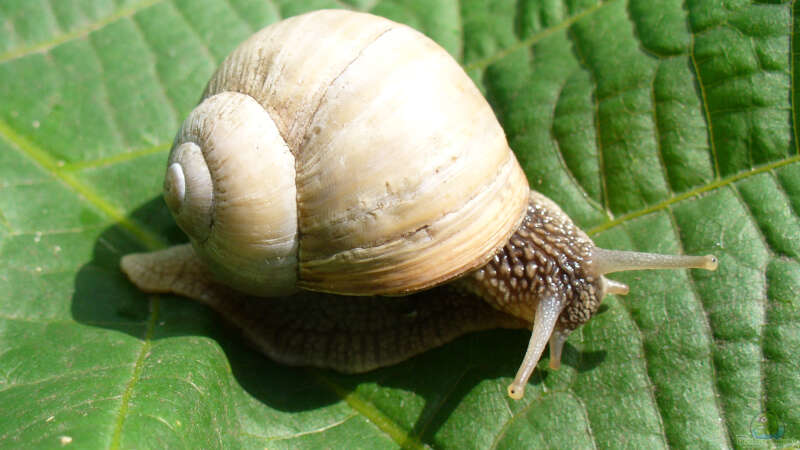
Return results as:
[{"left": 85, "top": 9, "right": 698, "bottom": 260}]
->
[{"left": 120, "top": 9, "right": 718, "bottom": 400}]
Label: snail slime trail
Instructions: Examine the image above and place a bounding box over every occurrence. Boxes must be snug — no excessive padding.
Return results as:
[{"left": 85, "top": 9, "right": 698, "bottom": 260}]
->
[{"left": 120, "top": 9, "right": 718, "bottom": 400}]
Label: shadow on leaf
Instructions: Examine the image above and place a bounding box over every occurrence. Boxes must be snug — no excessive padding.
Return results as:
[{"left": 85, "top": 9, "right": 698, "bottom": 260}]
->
[{"left": 71, "top": 195, "right": 606, "bottom": 441}]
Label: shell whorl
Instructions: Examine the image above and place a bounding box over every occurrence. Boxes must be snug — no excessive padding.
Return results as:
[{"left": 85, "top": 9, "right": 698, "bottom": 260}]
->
[
  {"left": 166, "top": 92, "right": 298, "bottom": 296},
  {"left": 164, "top": 142, "right": 213, "bottom": 242}
]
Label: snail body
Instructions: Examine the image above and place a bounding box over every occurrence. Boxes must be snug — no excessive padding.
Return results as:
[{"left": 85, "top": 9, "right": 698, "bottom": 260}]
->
[{"left": 121, "top": 10, "right": 717, "bottom": 400}]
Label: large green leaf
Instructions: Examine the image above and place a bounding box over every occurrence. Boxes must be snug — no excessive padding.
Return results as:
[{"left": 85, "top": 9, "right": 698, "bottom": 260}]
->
[{"left": 1, "top": 0, "right": 798, "bottom": 448}]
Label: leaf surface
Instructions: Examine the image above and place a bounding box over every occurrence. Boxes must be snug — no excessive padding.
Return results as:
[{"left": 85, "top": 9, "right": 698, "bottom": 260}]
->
[{"left": 0, "top": 0, "right": 798, "bottom": 448}]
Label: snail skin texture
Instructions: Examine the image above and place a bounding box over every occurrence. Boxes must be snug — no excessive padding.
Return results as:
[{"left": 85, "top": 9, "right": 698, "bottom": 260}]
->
[{"left": 121, "top": 9, "right": 718, "bottom": 400}]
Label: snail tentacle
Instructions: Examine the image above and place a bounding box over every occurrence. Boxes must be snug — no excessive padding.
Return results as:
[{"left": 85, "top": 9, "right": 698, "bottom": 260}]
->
[
  {"left": 507, "top": 293, "right": 564, "bottom": 400},
  {"left": 592, "top": 248, "right": 718, "bottom": 275},
  {"left": 547, "top": 329, "right": 570, "bottom": 370}
]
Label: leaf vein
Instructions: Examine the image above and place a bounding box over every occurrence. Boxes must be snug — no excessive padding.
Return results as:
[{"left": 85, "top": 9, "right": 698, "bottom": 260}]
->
[
  {"left": 463, "top": 0, "right": 611, "bottom": 73},
  {"left": 169, "top": 0, "right": 219, "bottom": 65},
  {"left": 0, "top": 395, "right": 123, "bottom": 442},
  {"left": 606, "top": 296, "right": 670, "bottom": 448},
  {"left": 109, "top": 296, "right": 160, "bottom": 450},
  {"left": 224, "top": 0, "right": 258, "bottom": 32},
  {"left": 567, "top": 26, "right": 610, "bottom": 213},
  {"left": 311, "top": 370, "right": 427, "bottom": 450},
  {"left": 409, "top": 364, "right": 469, "bottom": 442},
  {"left": 61, "top": 142, "right": 171, "bottom": 172},
  {"left": 792, "top": 0, "right": 800, "bottom": 156},
  {"left": 550, "top": 76, "right": 607, "bottom": 213},
  {"left": 85, "top": 31, "right": 133, "bottom": 154},
  {"left": 563, "top": 390, "right": 599, "bottom": 450},
  {"left": 773, "top": 171, "right": 800, "bottom": 226},
  {"left": 7, "top": 224, "right": 107, "bottom": 238},
  {"left": 664, "top": 207, "right": 733, "bottom": 448},
  {"left": 0, "top": 119, "right": 165, "bottom": 250},
  {"left": 128, "top": 15, "right": 180, "bottom": 127},
  {"left": 260, "top": 413, "right": 360, "bottom": 442},
  {"left": 0, "top": 364, "right": 136, "bottom": 395},
  {"left": 650, "top": 62, "right": 675, "bottom": 196},
  {"left": 688, "top": 31, "right": 721, "bottom": 179},
  {"left": 726, "top": 184, "right": 771, "bottom": 445},
  {"left": 43, "top": 0, "right": 64, "bottom": 36},
  {"left": 587, "top": 155, "right": 800, "bottom": 236},
  {"left": 0, "top": 0, "right": 164, "bottom": 64}
]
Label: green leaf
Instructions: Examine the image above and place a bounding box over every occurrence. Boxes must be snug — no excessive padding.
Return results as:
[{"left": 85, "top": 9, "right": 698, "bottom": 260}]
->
[{"left": 1, "top": 0, "right": 798, "bottom": 448}]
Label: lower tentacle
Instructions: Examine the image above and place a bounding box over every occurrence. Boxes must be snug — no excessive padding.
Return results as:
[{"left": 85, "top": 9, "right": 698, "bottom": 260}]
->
[{"left": 507, "top": 293, "right": 565, "bottom": 399}]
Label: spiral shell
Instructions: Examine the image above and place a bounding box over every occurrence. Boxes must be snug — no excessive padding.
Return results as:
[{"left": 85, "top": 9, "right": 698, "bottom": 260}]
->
[{"left": 164, "top": 9, "right": 530, "bottom": 296}]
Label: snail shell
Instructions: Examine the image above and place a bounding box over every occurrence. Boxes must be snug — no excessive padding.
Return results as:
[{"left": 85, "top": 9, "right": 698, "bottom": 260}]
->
[{"left": 166, "top": 9, "right": 529, "bottom": 297}]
